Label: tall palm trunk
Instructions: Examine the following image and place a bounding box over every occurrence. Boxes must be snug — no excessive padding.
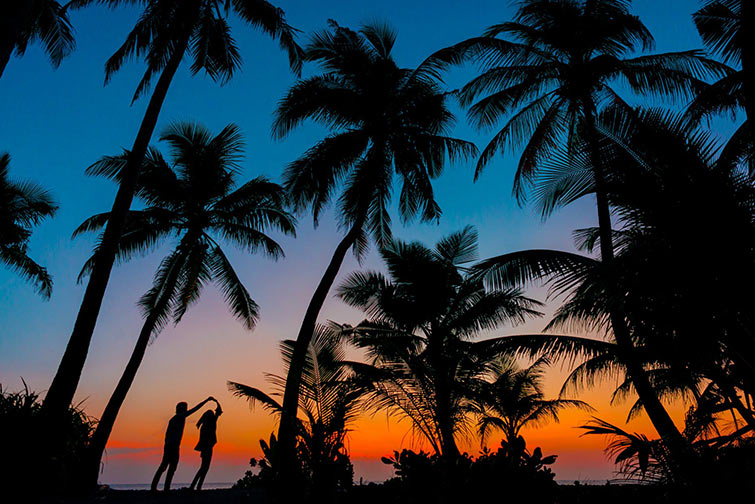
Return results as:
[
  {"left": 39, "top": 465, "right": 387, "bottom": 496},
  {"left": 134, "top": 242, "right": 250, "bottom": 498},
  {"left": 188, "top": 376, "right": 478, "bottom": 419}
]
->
[
  {"left": 583, "top": 103, "right": 691, "bottom": 481},
  {"left": 741, "top": 0, "right": 755, "bottom": 125},
  {"left": 433, "top": 343, "right": 459, "bottom": 460},
  {"left": 277, "top": 213, "right": 367, "bottom": 484},
  {"left": 43, "top": 37, "right": 190, "bottom": 419},
  {"left": 81, "top": 247, "right": 187, "bottom": 489},
  {"left": 437, "top": 408, "right": 459, "bottom": 460},
  {"left": 0, "top": 2, "right": 32, "bottom": 78}
]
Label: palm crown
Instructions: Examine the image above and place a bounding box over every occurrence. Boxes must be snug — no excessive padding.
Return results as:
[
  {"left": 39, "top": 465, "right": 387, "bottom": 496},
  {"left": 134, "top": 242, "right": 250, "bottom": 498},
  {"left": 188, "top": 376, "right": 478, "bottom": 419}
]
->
[
  {"left": 274, "top": 21, "right": 477, "bottom": 249},
  {"left": 473, "top": 357, "right": 591, "bottom": 447},
  {"left": 75, "top": 122, "right": 295, "bottom": 331},
  {"left": 694, "top": 0, "right": 743, "bottom": 65},
  {"left": 77, "top": 0, "right": 303, "bottom": 101},
  {"left": 0, "top": 153, "right": 58, "bottom": 297},
  {"left": 430, "top": 0, "right": 724, "bottom": 200},
  {"left": 0, "top": 1, "right": 76, "bottom": 78}
]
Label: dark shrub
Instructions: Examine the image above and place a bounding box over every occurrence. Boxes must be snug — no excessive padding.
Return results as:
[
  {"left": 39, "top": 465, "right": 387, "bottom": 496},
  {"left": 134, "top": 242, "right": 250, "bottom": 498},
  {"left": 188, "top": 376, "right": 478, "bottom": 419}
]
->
[
  {"left": 380, "top": 437, "right": 557, "bottom": 503},
  {"left": 0, "top": 383, "right": 96, "bottom": 496}
]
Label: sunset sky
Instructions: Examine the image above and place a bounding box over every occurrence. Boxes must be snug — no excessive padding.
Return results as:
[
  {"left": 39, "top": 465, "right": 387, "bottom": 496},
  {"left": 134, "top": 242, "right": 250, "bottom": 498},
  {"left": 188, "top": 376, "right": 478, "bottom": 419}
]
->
[{"left": 0, "top": 0, "right": 718, "bottom": 485}]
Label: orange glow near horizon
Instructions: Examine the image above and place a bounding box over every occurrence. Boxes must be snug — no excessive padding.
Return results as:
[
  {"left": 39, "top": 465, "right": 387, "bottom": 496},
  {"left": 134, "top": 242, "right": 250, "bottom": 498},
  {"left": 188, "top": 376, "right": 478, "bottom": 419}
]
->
[{"left": 95, "top": 350, "right": 690, "bottom": 484}]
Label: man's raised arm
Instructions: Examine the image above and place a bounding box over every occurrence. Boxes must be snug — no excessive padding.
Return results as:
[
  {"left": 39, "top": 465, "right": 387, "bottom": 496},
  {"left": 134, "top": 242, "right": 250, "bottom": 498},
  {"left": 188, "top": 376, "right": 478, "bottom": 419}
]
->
[{"left": 186, "top": 397, "right": 213, "bottom": 416}]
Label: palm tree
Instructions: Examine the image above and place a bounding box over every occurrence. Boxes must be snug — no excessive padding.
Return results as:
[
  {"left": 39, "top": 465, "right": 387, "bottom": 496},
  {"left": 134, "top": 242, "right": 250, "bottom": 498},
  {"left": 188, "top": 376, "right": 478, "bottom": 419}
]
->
[
  {"left": 0, "top": 153, "right": 57, "bottom": 297},
  {"left": 0, "top": 1, "right": 76, "bottom": 79},
  {"left": 44, "top": 0, "right": 302, "bottom": 419},
  {"left": 336, "top": 227, "right": 541, "bottom": 460},
  {"left": 229, "top": 326, "right": 362, "bottom": 493},
  {"left": 473, "top": 357, "right": 591, "bottom": 449},
  {"left": 429, "top": 0, "right": 725, "bottom": 463},
  {"left": 74, "top": 122, "right": 296, "bottom": 488},
  {"left": 272, "top": 21, "right": 477, "bottom": 477}
]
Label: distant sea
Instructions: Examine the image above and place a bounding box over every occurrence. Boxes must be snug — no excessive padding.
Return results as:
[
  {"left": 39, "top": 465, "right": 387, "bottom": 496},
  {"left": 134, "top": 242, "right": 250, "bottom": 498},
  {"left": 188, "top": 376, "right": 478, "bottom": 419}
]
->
[
  {"left": 109, "top": 480, "right": 620, "bottom": 490},
  {"left": 109, "top": 483, "right": 234, "bottom": 490}
]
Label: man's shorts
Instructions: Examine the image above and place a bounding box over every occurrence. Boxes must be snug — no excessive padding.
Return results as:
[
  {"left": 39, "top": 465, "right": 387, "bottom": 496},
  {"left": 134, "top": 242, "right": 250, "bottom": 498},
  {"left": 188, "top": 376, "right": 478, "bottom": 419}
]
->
[{"left": 161, "top": 444, "right": 180, "bottom": 466}]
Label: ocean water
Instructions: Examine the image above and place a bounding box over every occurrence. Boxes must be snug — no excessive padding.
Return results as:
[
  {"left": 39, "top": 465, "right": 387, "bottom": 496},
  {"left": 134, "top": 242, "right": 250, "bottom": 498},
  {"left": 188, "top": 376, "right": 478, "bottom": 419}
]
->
[
  {"left": 555, "top": 480, "right": 620, "bottom": 486},
  {"left": 108, "top": 482, "right": 234, "bottom": 490},
  {"left": 109, "top": 479, "right": 621, "bottom": 490}
]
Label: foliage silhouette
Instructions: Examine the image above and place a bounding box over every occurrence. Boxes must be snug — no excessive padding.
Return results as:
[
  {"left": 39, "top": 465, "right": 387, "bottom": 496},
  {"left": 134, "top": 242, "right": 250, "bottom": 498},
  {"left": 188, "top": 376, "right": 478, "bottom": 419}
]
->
[
  {"left": 0, "top": 382, "right": 96, "bottom": 496},
  {"left": 230, "top": 326, "right": 359, "bottom": 495},
  {"left": 0, "top": 153, "right": 57, "bottom": 297},
  {"left": 0, "top": 1, "right": 76, "bottom": 79},
  {"left": 337, "top": 227, "right": 540, "bottom": 459},
  {"left": 472, "top": 357, "right": 592, "bottom": 447},
  {"left": 380, "top": 438, "right": 558, "bottom": 503},
  {"left": 688, "top": 1, "right": 753, "bottom": 173},
  {"left": 474, "top": 107, "right": 755, "bottom": 483}
]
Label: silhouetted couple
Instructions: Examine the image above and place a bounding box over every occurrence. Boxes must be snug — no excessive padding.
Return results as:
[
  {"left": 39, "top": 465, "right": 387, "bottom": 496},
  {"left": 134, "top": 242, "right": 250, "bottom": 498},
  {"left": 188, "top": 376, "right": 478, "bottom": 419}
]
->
[{"left": 150, "top": 396, "right": 222, "bottom": 492}]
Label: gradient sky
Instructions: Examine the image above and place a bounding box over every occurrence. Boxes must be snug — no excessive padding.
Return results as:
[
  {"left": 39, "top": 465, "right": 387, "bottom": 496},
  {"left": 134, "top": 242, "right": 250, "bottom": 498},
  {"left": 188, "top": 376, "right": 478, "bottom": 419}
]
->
[{"left": 0, "top": 0, "right": 717, "bottom": 485}]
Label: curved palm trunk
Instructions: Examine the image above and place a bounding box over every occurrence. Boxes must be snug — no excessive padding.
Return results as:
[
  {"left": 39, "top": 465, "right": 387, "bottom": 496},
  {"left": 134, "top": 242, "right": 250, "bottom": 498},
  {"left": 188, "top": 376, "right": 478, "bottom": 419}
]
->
[
  {"left": 277, "top": 214, "right": 366, "bottom": 485},
  {"left": 741, "top": 0, "right": 755, "bottom": 126},
  {"left": 583, "top": 104, "right": 691, "bottom": 482},
  {"left": 42, "top": 38, "right": 189, "bottom": 420},
  {"left": 82, "top": 312, "right": 161, "bottom": 487},
  {"left": 0, "top": 2, "right": 32, "bottom": 79},
  {"left": 82, "top": 247, "right": 187, "bottom": 489}
]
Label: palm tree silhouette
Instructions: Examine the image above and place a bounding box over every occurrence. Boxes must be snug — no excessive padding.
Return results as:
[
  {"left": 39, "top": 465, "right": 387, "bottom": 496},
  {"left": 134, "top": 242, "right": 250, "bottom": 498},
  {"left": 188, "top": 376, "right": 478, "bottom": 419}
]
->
[
  {"left": 473, "top": 357, "right": 591, "bottom": 449},
  {"left": 337, "top": 227, "right": 540, "bottom": 460},
  {"left": 0, "top": 1, "right": 76, "bottom": 79},
  {"left": 0, "top": 153, "right": 57, "bottom": 297},
  {"left": 74, "top": 122, "right": 296, "bottom": 488},
  {"left": 229, "top": 325, "right": 361, "bottom": 493},
  {"left": 272, "top": 21, "right": 477, "bottom": 479},
  {"left": 44, "top": 0, "right": 302, "bottom": 419},
  {"left": 429, "top": 0, "right": 725, "bottom": 467}
]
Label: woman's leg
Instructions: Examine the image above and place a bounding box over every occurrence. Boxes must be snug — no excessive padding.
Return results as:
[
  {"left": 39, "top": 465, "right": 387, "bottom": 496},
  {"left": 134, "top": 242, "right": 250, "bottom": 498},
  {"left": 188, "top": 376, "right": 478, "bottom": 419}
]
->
[
  {"left": 195, "top": 450, "right": 213, "bottom": 490},
  {"left": 151, "top": 448, "right": 173, "bottom": 491},
  {"left": 164, "top": 459, "right": 178, "bottom": 491},
  {"left": 189, "top": 465, "right": 202, "bottom": 490}
]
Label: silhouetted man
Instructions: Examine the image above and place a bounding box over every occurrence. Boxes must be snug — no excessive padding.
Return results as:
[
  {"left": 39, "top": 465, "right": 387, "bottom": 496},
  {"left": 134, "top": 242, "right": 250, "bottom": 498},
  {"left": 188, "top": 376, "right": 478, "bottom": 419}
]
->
[{"left": 151, "top": 396, "right": 214, "bottom": 491}]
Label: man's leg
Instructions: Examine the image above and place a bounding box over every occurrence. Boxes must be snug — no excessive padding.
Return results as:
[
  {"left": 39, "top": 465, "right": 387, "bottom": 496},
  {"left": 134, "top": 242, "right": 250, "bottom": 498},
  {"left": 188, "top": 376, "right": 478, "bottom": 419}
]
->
[
  {"left": 151, "top": 455, "right": 168, "bottom": 491},
  {"left": 162, "top": 447, "right": 179, "bottom": 491},
  {"left": 164, "top": 460, "right": 178, "bottom": 491}
]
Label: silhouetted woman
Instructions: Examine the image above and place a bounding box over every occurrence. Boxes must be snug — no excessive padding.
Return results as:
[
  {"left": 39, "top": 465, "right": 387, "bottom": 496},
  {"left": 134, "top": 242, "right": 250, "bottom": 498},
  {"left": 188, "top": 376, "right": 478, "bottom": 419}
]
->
[{"left": 189, "top": 399, "right": 222, "bottom": 490}]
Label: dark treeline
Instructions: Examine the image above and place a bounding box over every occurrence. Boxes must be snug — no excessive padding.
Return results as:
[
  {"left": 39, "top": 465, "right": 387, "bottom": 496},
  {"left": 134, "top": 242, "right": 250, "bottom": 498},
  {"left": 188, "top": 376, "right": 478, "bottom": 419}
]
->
[{"left": 1, "top": 1, "right": 754, "bottom": 502}]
